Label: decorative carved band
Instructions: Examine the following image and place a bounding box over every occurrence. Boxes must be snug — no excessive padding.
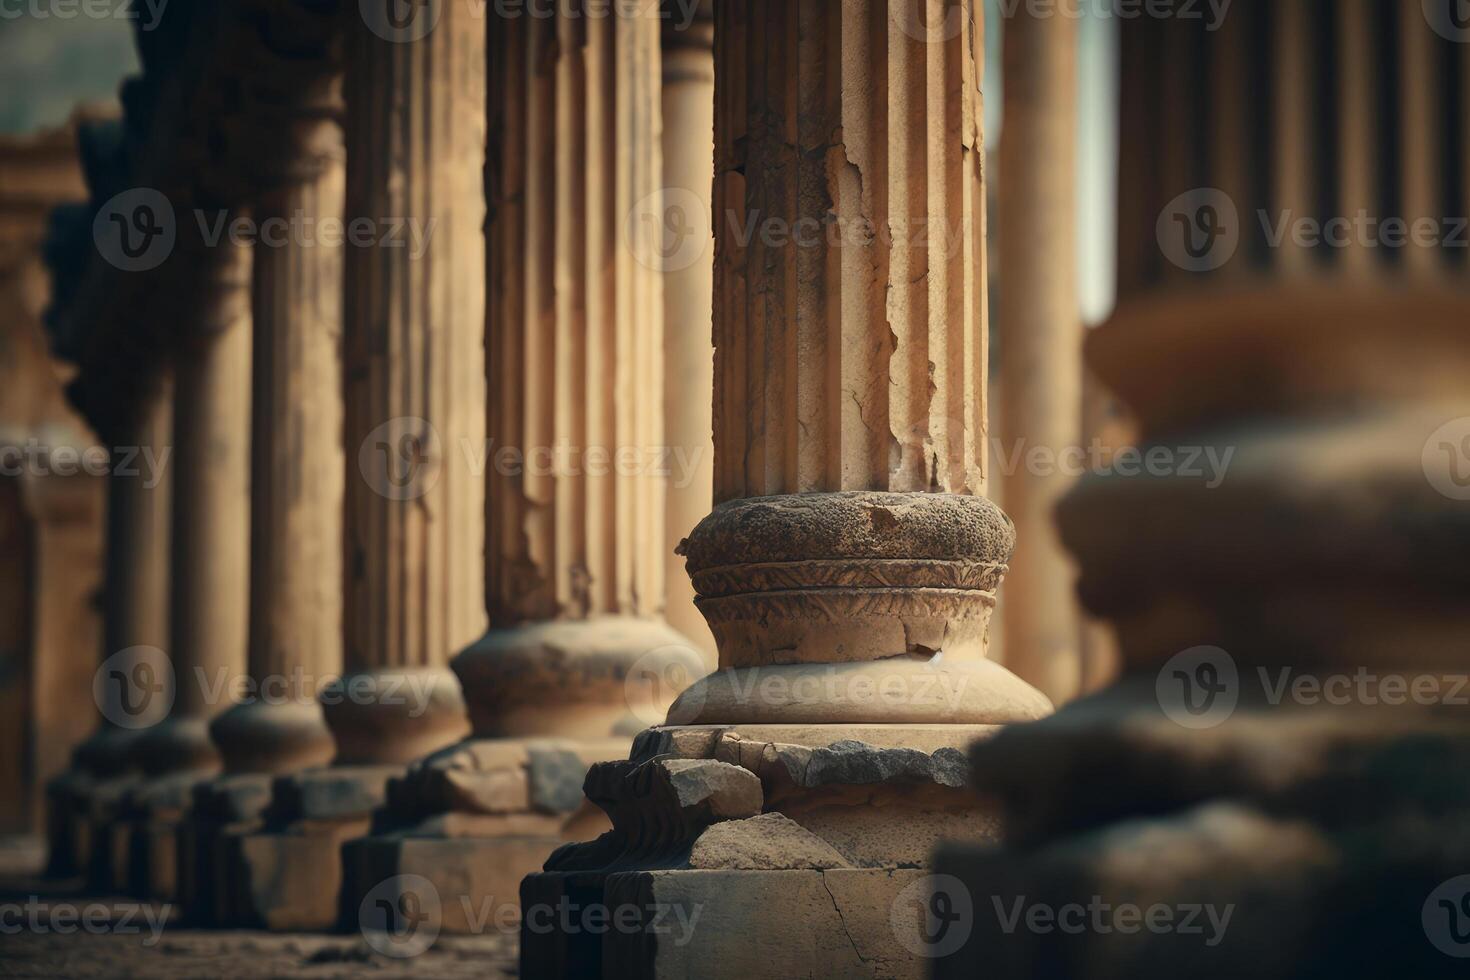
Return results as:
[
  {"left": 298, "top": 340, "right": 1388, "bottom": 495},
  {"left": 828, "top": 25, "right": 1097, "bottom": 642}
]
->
[
  {"left": 690, "top": 558, "right": 1009, "bottom": 598},
  {"left": 694, "top": 587, "right": 998, "bottom": 627}
]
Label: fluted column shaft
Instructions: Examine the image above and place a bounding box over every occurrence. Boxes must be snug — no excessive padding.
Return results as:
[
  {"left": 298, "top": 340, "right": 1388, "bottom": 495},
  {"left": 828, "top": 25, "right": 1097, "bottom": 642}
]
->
[
  {"left": 137, "top": 239, "right": 253, "bottom": 778},
  {"left": 332, "top": 0, "right": 485, "bottom": 765},
  {"left": 996, "top": 5, "right": 1081, "bottom": 703},
  {"left": 670, "top": 0, "right": 1050, "bottom": 726},
  {"left": 463, "top": 3, "right": 702, "bottom": 740},
  {"left": 712, "top": 0, "right": 988, "bottom": 501},
  {"left": 488, "top": 6, "right": 669, "bottom": 625}
]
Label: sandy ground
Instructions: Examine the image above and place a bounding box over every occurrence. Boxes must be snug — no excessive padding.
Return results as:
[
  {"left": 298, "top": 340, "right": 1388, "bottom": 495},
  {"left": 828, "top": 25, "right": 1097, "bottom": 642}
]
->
[{"left": 0, "top": 838, "right": 519, "bottom": 980}]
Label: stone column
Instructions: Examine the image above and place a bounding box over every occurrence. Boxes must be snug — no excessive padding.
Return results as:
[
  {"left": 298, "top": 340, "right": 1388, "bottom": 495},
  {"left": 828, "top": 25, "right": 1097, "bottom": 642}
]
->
[
  {"left": 330, "top": 0, "right": 485, "bottom": 769},
  {"left": 524, "top": 3, "right": 1050, "bottom": 975},
  {"left": 188, "top": 89, "right": 347, "bottom": 925},
  {"left": 936, "top": 5, "right": 1470, "bottom": 977},
  {"left": 238, "top": 0, "right": 483, "bottom": 931},
  {"left": 660, "top": 0, "right": 716, "bottom": 658},
  {"left": 345, "top": 4, "right": 704, "bottom": 934},
  {"left": 50, "top": 374, "right": 173, "bottom": 888},
  {"left": 129, "top": 234, "right": 253, "bottom": 900},
  {"left": 995, "top": 3, "right": 1082, "bottom": 703}
]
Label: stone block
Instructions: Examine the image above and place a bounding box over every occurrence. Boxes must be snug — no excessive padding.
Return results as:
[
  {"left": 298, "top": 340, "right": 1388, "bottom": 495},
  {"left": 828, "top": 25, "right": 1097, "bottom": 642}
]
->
[
  {"left": 598, "top": 868, "right": 929, "bottom": 979},
  {"left": 344, "top": 834, "right": 567, "bottom": 933}
]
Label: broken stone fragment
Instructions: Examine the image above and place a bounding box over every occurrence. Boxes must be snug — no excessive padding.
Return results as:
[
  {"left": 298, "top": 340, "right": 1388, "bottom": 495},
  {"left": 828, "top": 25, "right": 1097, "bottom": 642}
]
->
[
  {"left": 688, "top": 812, "right": 851, "bottom": 870},
  {"left": 789, "top": 739, "right": 971, "bottom": 791},
  {"left": 656, "top": 758, "right": 763, "bottom": 821}
]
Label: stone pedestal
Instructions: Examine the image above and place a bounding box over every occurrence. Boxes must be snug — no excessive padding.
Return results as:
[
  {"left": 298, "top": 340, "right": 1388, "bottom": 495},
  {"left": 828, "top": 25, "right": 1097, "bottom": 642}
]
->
[
  {"left": 523, "top": 3, "right": 1051, "bottom": 975},
  {"left": 235, "top": 764, "right": 398, "bottom": 930},
  {"left": 933, "top": 5, "right": 1470, "bottom": 978},
  {"left": 342, "top": 6, "right": 706, "bottom": 932}
]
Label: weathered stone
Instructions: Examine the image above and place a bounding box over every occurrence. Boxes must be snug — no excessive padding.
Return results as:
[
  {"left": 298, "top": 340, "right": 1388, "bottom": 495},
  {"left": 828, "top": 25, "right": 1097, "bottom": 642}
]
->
[
  {"left": 800, "top": 741, "right": 970, "bottom": 791},
  {"left": 599, "top": 869, "right": 930, "bottom": 979},
  {"left": 688, "top": 813, "right": 850, "bottom": 871},
  {"left": 657, "top": 759, "right": 764, "bottom": 821}
]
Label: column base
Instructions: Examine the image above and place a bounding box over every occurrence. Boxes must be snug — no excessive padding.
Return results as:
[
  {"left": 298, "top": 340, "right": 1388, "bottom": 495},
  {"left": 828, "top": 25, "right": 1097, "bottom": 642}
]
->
[
  {"left": 45, "top": 769, "right": 96, "bottom": 881},
  {"left": 231, "top": 764, "right": 400, "bottom": 930},
  {"left": 320, "top": 666, "right": 470, "bottom": 767},
  {"left": 520, "top": 722, "right": 1013, "bottom": 977},
  {"left": 340, "top": 736, "right": 628, "bottom": 934},
  {"left": 452, "top": 617, "right": 707, "bottom": 738},
  {"left": 122, "top": 770, "right": 212, "bottom": 900},
  {"left": 176, "top": 773, "right": 275, "bottom": 925}
]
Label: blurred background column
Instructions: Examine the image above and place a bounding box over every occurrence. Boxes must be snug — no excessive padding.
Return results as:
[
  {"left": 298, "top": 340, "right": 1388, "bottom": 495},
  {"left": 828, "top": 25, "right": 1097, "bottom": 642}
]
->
[
  {"left": 0, "top": 118, "right": 113, "bottom": 882},
  {"left": 49, "top": 372, "right": 172, "bottom": 889},
  {"left": 659, "top": 0, "right": 717, "bottom": 659},
  {"left": 938, "top": 4, "right": 1470, "bottom": 976},
  {"left": 129, "top": 232, "right": 253, "bottom": 901},
  {"left": 343, "top": 4, "right": 703, "bottom": 934},
  {"left": 995, "top": 0, "right": 1083, "bottom": 704},
  {"left": 188, "top": 3, "right": 346, "bottom": 925},
  {"left": 235, "top": 0, "right": 483, "bottom": 931}
]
